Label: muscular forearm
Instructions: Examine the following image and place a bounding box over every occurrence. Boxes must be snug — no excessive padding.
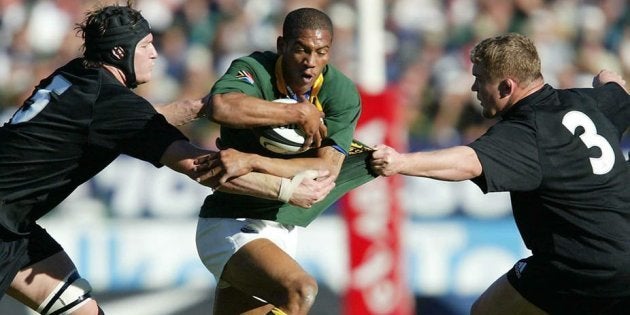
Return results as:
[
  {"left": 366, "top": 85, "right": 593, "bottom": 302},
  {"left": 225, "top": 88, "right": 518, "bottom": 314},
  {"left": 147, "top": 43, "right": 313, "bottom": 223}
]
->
[
  {"left": 209, "top": 93, "right": 309, "bottom": 128},
  {"left": 400, "top": 146, "right": 482, "bottom": 181},
  {"left": 249, "top": 147, "right": 344, "bottom": 178},
  {"left": 216, "top": 172, "right": 282, "bottom": 200},
  {"left": 155, "top": 98, "right": 207, "bottom": 126}
]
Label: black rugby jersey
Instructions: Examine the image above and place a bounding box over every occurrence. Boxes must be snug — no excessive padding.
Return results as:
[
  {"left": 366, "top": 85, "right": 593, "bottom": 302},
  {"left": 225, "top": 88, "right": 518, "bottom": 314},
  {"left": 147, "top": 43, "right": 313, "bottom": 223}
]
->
[
  {"left": 468, "top": 83, "right": 630, "bottom": 297},
  {"left": 0, "top": 58, "right": 187, "bottom": 235}
]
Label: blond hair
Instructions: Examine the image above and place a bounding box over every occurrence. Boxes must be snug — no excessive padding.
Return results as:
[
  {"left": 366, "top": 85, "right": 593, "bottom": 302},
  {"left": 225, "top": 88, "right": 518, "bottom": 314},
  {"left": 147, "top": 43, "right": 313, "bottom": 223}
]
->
[{"left": 470, "top": 33, "right": 542, "bottom": 84}]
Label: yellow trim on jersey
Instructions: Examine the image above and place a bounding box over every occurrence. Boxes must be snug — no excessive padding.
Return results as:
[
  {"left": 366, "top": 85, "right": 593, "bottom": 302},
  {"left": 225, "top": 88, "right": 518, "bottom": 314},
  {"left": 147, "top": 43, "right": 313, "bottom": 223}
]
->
[{"left": 275, "top": 56, "right": 324, "bottom": 112}]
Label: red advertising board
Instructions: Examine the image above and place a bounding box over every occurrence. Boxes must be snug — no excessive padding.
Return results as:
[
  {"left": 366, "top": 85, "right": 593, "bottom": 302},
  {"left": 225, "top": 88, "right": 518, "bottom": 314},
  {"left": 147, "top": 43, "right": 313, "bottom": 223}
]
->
[{"left": 341, "top": 86, "right": 415, "bottom": 314}]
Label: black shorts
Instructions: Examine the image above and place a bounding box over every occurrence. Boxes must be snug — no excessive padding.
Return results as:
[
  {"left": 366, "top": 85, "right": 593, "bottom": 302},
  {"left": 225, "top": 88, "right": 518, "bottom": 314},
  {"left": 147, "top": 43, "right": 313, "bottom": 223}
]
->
[
  {"left": 507, "top": 257, "right": 630, "bottom": 315},
  {"left": 0, "top": 224, "right": 63, "bottom": 298}
]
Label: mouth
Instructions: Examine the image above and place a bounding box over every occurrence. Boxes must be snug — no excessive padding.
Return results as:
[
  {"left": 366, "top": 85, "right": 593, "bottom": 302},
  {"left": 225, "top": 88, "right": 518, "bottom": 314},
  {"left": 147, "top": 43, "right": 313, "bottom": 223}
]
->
[
  {"left": 300, "top": 72, "right": 314, "bottom": 84},
  {"left": 288, "top": 71, "right": 316, "bottom": 93}
]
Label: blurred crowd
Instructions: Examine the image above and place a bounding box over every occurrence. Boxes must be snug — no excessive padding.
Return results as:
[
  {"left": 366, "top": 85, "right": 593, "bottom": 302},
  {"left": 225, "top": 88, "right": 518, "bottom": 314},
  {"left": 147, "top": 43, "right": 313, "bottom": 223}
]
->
[{"left": 0, "top": 0, "right": 628, "bottom": 148}]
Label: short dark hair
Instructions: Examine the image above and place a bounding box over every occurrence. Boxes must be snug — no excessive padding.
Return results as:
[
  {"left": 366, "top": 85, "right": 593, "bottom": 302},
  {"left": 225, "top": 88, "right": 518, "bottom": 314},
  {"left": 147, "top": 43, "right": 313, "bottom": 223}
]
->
[{"left": 282, "top": 8, "right": 333, "bottom": 40}]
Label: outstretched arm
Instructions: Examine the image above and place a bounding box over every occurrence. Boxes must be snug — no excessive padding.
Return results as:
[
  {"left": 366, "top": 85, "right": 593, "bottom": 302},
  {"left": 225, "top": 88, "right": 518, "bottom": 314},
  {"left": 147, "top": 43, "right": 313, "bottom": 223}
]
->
[
  {"left": 154, "top": 95, "right": 209, "bottom": 126},
  {"left": 194, "top": 146, "right": 346, "bottom": 186},
  {"left": 216, "top": 169, "right": 335, "bottom": 208},
  {"left": 159, "top": 140, "right": 334, "bottom": 207},
  {"left": 370, "top": 144, "right": 482, "bottom": 181}
]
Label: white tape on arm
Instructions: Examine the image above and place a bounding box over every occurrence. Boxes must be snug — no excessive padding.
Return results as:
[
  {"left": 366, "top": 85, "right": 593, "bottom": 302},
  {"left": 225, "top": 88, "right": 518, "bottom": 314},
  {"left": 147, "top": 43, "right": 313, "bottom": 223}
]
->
[
  {"left": 278, "top": 178, "right": 293, "bottom": 203},
  {"left": 277, "top": 170, "right": 320, "bottom": 203}
]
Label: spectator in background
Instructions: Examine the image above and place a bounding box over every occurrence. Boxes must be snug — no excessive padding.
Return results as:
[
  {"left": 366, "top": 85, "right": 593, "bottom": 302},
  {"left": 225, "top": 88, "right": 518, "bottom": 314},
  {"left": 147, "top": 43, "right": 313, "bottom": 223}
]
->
[{"left": 370, "top": 33, "right": 630, "bottom": 314}]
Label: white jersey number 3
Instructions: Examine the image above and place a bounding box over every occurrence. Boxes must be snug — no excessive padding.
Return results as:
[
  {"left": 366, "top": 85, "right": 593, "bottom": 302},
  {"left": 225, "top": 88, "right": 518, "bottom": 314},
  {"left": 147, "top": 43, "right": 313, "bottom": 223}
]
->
[
  {"left": 562, "top": 110, "right": 615, "bottom": 175},
  {"left": 10, "top": 74, "right": 71, "bottom": 124}
]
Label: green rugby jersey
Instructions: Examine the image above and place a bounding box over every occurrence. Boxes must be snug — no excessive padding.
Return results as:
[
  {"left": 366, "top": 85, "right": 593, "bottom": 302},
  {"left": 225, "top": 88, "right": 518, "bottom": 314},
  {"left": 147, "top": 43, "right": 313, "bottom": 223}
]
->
[{"left": 199, "top": 51, "right": 375, "bottom": 226}]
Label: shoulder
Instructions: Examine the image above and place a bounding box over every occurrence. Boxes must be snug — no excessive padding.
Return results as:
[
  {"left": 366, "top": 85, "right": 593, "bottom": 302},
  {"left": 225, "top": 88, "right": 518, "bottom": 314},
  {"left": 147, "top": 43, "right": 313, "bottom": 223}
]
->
[
  {"left": 212, "top": 51, "right": 279, "bottom": 97},
  {"left": 322, "top": 64, "right": 355, "bottom": 86},
  {"left": 320, "top": 65, "right": 359, "bottom": 99},
  {"left": 233, "top": 51, "right": 277, "bottom": 72}
]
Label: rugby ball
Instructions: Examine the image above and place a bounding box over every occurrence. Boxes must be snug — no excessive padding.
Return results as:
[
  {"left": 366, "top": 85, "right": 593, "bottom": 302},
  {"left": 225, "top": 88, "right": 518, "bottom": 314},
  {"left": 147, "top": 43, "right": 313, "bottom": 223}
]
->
[{"left": 255, "top": 98, "right": 307, "bottom": 155}]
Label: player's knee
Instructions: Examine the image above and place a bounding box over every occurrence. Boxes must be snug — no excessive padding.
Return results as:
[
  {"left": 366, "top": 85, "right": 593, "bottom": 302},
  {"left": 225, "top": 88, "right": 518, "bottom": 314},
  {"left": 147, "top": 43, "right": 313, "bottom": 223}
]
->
[
  {"left": 37, "top": 270, "right": 95, "bottom": 315},
  {"left": 285, "top": 274, "right": 318, "bottom": 310}
]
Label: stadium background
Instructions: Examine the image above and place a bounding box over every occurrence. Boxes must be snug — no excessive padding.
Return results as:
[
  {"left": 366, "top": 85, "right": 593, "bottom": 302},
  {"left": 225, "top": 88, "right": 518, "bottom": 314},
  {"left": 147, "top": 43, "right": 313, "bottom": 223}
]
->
[{"left": 0, "top": 0, "right": 628, "bottom": 314}]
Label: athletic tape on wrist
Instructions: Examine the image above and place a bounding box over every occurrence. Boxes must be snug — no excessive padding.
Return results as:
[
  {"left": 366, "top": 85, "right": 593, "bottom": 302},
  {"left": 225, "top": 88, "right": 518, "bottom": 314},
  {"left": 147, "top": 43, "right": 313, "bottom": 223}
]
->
[
  {"left": 277, "top": 170, "right": 320, "bottom": 203},
  {"left": 278, "top": 178, "right": 293, "bottom": 203}
]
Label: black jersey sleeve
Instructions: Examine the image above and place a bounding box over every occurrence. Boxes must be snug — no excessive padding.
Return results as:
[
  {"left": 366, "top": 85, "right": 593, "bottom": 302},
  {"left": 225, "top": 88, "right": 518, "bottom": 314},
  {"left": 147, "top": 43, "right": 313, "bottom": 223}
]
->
[
  {"left": 468, "top": 119, "right": 542, "bottom": 193},
  {"left": 592, "top": 82, "right": 630, "bottom": 136},
  {"left": 90, "top": 87, "right": 188, "bottom": 167}
]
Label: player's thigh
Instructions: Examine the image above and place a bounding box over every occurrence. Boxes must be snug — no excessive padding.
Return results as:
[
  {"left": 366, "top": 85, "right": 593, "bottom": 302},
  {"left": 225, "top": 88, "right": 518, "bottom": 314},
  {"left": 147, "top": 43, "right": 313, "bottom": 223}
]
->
[
  {"left": 221, "top": 238, "right": 312, "bottom": 299},
  {"left": 8, "top": 250, "right": 99, "bottom": 314},
  {"left": 471, "top": 274, "right": 547, "bottom": 315}
]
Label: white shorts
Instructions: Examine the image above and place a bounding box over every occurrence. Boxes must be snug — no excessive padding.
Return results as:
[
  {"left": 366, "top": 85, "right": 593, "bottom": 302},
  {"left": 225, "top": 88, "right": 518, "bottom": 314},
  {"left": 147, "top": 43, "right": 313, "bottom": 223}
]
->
[{"left": 195, "top": 217, "right": 298, "bottom": 287}]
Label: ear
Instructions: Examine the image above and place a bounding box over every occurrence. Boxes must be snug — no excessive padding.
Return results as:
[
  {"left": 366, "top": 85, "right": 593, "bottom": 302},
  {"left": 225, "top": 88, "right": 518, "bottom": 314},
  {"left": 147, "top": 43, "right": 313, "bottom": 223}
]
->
[
  {"left": 111, "top": 46, "right": 125, "bottom": 60},
  {"left": 276, "top": 36, "right": 285, "bottom": 54},
  {"left": 499, "top": 78, "right": 515, "bottom": 98}
]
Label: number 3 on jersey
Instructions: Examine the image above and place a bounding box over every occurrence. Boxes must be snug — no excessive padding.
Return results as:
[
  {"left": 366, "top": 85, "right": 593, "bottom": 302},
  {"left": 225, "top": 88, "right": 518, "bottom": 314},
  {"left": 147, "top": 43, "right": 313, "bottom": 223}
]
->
[
  {"left": 562, "top": 110, "right": 615, "bottom": 175},
  {"left": 10, "top": 74, "right": 72, "bottom": 124}
]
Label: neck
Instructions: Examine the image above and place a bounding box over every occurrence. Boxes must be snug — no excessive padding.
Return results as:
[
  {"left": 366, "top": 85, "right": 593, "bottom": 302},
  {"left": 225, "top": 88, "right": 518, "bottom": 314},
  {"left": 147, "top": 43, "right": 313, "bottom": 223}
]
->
[
  {"left": 498, "top": 77, "right": 545, "bottom": 116},
  {"left": 513, "top": 77, "right": 545, "bottom": 104},
  {"left": 102, "top": 64, "right": 127, "bottom": 86}
]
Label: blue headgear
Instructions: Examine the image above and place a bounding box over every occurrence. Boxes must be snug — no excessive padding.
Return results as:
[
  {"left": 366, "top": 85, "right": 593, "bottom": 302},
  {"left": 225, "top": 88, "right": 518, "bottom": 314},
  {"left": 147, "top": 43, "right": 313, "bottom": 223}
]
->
[{"left": 83, "top": 6, "right": 151, "bottom": 88}]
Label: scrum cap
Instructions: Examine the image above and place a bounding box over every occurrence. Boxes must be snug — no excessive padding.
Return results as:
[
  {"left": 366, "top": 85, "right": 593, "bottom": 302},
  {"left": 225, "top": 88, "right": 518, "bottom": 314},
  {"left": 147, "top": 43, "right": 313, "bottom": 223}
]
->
[{"left": 83, "top": 6, "right": 151, "bottom": 88}]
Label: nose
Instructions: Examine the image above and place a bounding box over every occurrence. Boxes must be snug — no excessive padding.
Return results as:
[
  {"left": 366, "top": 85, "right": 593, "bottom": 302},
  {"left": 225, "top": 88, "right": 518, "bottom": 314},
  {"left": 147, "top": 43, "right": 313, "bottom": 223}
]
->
[
  {"left": 303, "top": 52, "right": 316, "bottom": 67},
  {"left": 150, "top": 45, "right": 158, "bottom": 59}
]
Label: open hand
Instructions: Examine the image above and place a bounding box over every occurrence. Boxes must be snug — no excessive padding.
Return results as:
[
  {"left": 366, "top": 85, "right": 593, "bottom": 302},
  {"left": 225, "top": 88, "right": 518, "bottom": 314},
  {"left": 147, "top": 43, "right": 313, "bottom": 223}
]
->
[
  {"left": 194, "top": 148, "right": 254, "bottom": 185},
  {"left": 289, "top": 170, "right": 335, "bottom": 208}
]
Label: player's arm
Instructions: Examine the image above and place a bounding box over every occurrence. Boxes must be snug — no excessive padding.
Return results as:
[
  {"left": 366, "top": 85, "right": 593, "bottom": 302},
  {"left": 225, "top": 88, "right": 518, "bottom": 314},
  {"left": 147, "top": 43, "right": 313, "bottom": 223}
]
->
[
  {"left": 196, "top": 145, "right": 345, "bottom": 185},
  {"left": 370, "top": 144, "right": 482, "bottom": 181},
  {"left": 160, "top": 140, "right": 334, "bottom": 207},
  {"left": 593, "top": 69, "right": 628, "bottom": 93},
  {"left": 251, "top": 146, "right": 345, "bottom": 179},
  {"left": 207, "top": 92, "right": 326, "bottom": 149},
  {"left": 216, "top": 169, "right": 335, "bottom": 208},
  {"left": 153, "top": 95, "right": 209, "bottom": 126}
]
